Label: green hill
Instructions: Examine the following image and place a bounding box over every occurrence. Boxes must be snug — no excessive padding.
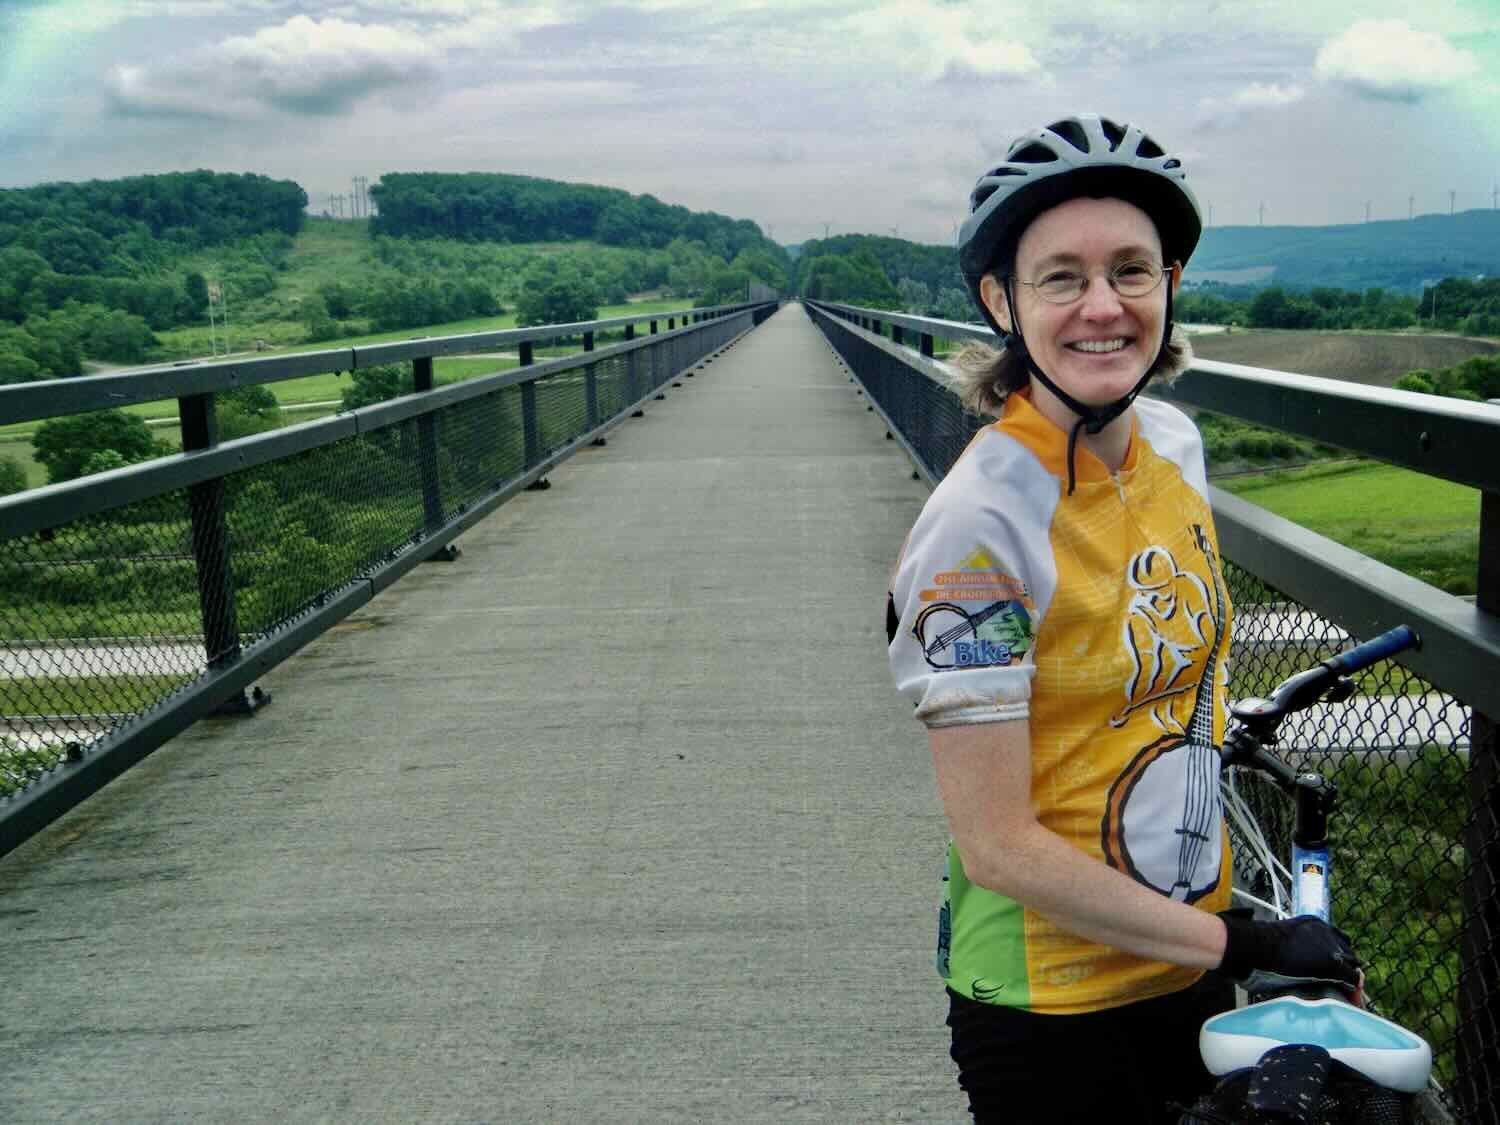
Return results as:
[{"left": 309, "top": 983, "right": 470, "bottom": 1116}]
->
[
  {"left": 1192, "top": 210, "right": 1500, "bottom": 292},
  {"left": 370, "top": 171, "right": 779, "bottom": 262}
]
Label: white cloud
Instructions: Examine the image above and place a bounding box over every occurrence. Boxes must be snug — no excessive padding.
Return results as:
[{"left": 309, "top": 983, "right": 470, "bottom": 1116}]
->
[
  {"left": 1315, "top": 19, "right": 1478, "bottom": 101},
  {"left": 835, "top": 1, "right": 1040, "bottom": 82},
  {"left": 107, "top": 14, "right": 441, "bottom": 118},
  {"left": 1231, "top": 82, "right": 1305, "bottom": 109},
  {"left": 1194, "top": 81, "right": 1305, "bottom": 130}
]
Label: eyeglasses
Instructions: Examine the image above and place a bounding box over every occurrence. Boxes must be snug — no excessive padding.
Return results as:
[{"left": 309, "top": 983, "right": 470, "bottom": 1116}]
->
[{"left": 1013, "top": 259, "right": 1168, "bottom": 305}]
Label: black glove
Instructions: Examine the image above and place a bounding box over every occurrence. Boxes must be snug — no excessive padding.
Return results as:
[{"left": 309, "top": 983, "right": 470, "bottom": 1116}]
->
[{"left": 1217, "top": 909, "right": 1360, "bottom": 994}]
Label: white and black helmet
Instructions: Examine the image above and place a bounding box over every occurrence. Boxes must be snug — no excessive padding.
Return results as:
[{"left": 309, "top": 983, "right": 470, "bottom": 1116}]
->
[
  {"left": 958, "top": 114, "right": 1202, "bottom": 287},
  {"left": 956, "top": 114, "right": 1204, "bottom": 495}
]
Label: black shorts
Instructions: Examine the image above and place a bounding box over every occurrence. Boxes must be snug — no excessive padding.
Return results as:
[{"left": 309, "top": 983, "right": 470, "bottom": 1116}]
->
[{"left": 945, "top": 972, "right": 1235, "bottom": 1124}]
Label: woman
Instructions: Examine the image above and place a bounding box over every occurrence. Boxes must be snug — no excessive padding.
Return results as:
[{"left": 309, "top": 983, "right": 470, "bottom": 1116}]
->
[{"left": 886, "top": 114, "right": 1359, "bottom": 1123}]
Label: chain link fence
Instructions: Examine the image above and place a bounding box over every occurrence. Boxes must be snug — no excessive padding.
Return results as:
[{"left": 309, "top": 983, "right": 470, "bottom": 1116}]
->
[
  {"left": 807, "top": 301, "right": 1493, "bottom": 1122},
  {"left": 1, "top": 309, "right": 762, "bottom": 828}
]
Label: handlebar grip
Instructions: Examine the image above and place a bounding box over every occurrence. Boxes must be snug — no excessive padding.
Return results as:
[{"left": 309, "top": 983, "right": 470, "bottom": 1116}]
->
[{"left": 1324, "top": 625, "right": 1420, "bottom": 676}]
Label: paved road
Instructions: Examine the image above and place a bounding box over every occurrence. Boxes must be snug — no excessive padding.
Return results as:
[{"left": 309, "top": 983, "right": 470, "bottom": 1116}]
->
[{"left": 0, "top": 305, "right": 960, "bottom": 1123}]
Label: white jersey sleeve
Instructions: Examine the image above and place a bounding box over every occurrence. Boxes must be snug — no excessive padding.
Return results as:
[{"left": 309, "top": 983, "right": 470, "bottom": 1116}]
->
[{"left": 888, "top": 429, "right": 1060, "bottom": 729}]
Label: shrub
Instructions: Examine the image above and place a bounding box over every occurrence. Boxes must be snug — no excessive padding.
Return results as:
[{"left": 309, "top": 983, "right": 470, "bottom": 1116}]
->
[{"left": 0, "top": 455, "right": 26, "bottom": 495}]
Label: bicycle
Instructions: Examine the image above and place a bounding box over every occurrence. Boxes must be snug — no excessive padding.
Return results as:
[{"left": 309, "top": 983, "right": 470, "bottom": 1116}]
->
[{"left": 1178, "top": 625, "right": 1436, "bottom": 1125}]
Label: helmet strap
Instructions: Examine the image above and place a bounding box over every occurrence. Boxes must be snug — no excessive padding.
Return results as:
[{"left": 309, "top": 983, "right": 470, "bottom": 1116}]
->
[{"left": 1001, "top": 277, "right": 1176, "bottom": 496}]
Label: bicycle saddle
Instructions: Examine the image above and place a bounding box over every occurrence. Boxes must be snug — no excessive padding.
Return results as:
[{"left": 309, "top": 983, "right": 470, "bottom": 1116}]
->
[{"left": 1199, "top": 996, "right": 1432, "bottom": 1093}]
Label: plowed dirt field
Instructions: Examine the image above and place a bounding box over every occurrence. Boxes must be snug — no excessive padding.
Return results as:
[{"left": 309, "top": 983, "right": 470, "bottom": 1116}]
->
[{"left": 1189, "top": 330, "right": 1497, "bottom": 386}]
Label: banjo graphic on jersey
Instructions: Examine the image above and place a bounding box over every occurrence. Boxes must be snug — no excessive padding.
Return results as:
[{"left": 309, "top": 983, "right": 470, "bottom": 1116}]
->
[{"left": 1101, "top": 526, "right": 1227, "bottom": 903}]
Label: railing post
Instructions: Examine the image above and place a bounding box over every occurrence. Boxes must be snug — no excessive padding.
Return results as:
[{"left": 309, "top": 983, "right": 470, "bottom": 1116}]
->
[
  {"left": 412, "top": 356, "right": 445, "bottom": 538},
  {"left": 893, "top": 325, "right": 904, "bottom": 346},
  {"left": 625, "top": 323, "right": 635, "bottom": 341},
  {"left": 650, "top": 320, "right": 658, "bottom": 335},
  {"left": 668, "top": 316, "right": 676, "bottom": 330},
  {"left": 519, "top": 340, "right": 533, "bottom": 367},
  {"left": 179, "top": 393, "right": 261, "bottom": 713},
  {"left": 583, "top": 331, "right": 594, "bottom": 352},
  {"left": 920, "top": 333, "right": 934, "bottom": 358},
  {"left": 1460, "top": 488, "right": 1500, "bottom": 1121}
]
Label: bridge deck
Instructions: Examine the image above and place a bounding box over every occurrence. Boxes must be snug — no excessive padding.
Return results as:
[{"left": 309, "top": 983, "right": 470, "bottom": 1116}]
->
[{"left": 0, "top": 306, "right": 961, "bottom": 1122}]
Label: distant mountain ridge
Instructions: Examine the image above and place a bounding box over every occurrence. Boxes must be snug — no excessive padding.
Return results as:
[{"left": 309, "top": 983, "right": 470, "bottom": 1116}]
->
[
  {"left": 803, "top": 210, "right": 1500, "bottom": 297},
  {"left": 1191, "top": 210, "right": 1500, "bottom": 292}
]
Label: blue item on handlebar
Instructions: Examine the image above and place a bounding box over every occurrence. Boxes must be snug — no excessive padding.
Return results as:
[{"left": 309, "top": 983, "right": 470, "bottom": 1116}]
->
[{"left": 1324, "top": 625, "right": 1420, "bottom": 676}]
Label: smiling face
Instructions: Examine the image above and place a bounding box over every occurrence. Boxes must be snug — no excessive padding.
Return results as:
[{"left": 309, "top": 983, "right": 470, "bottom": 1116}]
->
[{"left": 980, "top": 196, "right": 1178, "bottom": 427}]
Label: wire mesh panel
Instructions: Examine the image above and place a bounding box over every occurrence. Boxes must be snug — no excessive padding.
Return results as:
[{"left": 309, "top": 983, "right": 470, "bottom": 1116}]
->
[
  {"left": 1, "top": 489, "right": 206, "bottom": 785},
  {"left": 229, "top": 429, "right": 429, "bottom": 640},
  {"left": 1223, "top": 562, "right": 1472, "bottom": 1116},
  {"left": 1, "top": 310, "right": 759, "bottom": 831},
  {"left": 813, "top": 311, "right": 986, "bottom": 481}
]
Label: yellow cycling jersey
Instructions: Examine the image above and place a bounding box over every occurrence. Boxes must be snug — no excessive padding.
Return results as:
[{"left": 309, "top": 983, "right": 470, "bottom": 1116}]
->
[{"left": 889, "top": 390, "right": 1234, "bottom": 1015}]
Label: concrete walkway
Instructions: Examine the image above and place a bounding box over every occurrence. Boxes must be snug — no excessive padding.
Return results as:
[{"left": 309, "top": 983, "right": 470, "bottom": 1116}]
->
[{"left": 0, "top": 305, "right": 961, "bottom": 1123}]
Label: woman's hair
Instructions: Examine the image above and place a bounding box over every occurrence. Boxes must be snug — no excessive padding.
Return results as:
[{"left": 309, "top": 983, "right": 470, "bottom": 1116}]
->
[{"left": 944, "top": 275, "right": 1196, "bottom": 417}]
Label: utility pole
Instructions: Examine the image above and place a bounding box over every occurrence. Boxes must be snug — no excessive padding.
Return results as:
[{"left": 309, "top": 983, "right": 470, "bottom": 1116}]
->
[
  {"left": 1365, "top": 201, "right": 1371, "bottom": 223},
  {"left": 1493, "top": 184, "right": 1498, "bottom": 210},
  {"left": 1258, "top": 202, "right": 1265, "bottom": 226},
  {"left": 823, "top": 222, "right": 831, "bottom": 239},
  {"left": 1450, "top": 190, "right": 1456, "bottom": 216},
  {"left": 206, "top": 280, "right": 220, "bottom": 357},
  {"left": 1409, "top": 193, "right": 1415, "bottom": 220},
  {"left": 1207, "top": 202, "right": 1213, "bottom": 228}
]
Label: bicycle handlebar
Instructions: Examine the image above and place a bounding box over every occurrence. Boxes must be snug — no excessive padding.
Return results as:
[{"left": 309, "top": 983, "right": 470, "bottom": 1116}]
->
[
  {"left": 1229, "top": 625, "right": 1421, "bottom": 740},
  {"left": 1322, "top": 625, "right": 1420, "bottom": 678}
]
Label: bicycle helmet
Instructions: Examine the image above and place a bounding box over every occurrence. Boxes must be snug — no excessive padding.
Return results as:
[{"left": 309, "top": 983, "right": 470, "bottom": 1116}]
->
[{"left": 956, "top": 113, "right": 1204, "bottom": 493}]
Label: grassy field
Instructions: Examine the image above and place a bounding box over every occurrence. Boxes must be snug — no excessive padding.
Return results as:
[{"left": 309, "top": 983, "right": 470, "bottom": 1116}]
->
[
  {"left": 150, "top": 294, "right": 695, "bottom": 362},
  {"left": 0, "top": 294, "right": 694, "bottom": 487},
  {"left": 1190, "top": 328, "right": 1497, "bottom": 387},
  {"left": 1217, "top": 460, "right": 1480, "bottom": 594}
]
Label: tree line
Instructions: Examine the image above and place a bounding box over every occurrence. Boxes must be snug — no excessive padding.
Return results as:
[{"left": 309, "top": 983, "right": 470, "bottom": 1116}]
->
[
  {"left": 1175, "top": 285, "right": 1421, "bottom": 331},
  {"left": 369, "top": 172, "right": 780, "bottom": 261},
  {"left": 0, "top": 172, "right": 306, "bottom": 381}
]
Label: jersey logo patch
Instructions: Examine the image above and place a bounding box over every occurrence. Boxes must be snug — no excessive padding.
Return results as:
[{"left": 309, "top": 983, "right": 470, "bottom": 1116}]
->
[
  {"left": 913, "top": 599, "right": 1033, "bottom": 670},
  {"left": 912, "top": 550, "right": 1035, "bottom": 671}
]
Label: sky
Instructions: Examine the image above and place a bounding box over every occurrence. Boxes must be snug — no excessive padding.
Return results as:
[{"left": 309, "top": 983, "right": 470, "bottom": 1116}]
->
[{"left": 1, "top": 0, "right": 1497, "bottom": 246}]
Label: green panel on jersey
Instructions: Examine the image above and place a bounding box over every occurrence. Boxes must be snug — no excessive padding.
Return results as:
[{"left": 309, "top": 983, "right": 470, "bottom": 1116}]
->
[{"left": 942, "top": 841, "right": 1031, "bottom": 1008}]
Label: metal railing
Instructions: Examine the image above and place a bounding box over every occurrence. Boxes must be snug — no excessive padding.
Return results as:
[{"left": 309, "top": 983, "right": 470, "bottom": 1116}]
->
[
  {"left": 0, "top": 300, "right": 779, "bottom": 856},
  {"left": 805, "top": 298, "right": 1500, "bottom": 1123}
]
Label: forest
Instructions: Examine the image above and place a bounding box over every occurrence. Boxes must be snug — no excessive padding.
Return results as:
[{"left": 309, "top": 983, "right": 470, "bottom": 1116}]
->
[
  {"left": 369, "top": 172, "right": 776, "bottom": 261},
  {"left": 0, "top": 169, "right": 794, "bottom": 390},
  {"left": 0, "top": 171, "right": 308, "bottom": 377}
]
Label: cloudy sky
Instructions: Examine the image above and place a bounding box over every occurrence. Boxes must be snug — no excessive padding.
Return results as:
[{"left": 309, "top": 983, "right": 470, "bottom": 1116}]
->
[{"left": 1, "top": 0, "right": 1496, "bottom": 244}]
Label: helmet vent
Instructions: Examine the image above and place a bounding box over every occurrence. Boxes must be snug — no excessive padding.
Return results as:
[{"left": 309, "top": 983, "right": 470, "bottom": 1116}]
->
[
  {"left": 1163, "top": 158, "right": 1181, "bottom": 170},
  {"left": 1100, "top": 118, "right": 1126, "bottom": 150},
  {"left": 1049, "top": 120, "right": 1090, "bottom": 154},
  {"left": 1135, "top": 136, "right": 1165, "bottom": 159},
  {"left": 1011, "top": 142, "right": 1057, "bottom": 165}
]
